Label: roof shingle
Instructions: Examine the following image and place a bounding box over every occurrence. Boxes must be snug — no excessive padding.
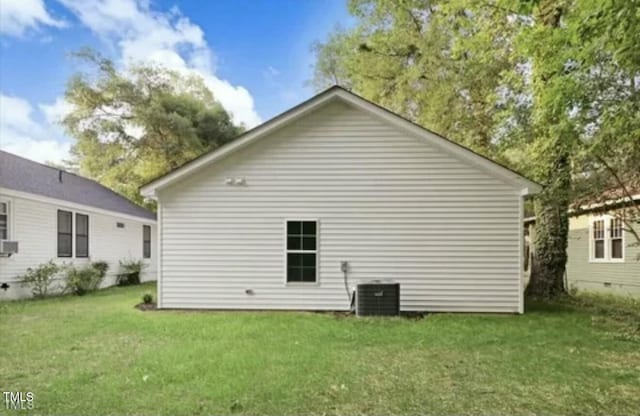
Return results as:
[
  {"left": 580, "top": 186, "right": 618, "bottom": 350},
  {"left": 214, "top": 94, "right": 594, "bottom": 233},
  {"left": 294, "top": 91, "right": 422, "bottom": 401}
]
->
[{"left": 0, "top": 150, "right": 155, "bottom": 220}]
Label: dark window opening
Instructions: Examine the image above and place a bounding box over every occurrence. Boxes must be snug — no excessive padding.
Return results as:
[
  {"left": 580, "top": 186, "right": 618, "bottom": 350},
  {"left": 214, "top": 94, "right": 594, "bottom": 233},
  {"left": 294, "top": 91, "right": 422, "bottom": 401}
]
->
[
  {"left": 286, "top": 220, "right": 317, "bottom": 283},
  {"left": 143, "top": 225, "right": 151, "bottom": 259},
  {"left": 57, "top": 210, "right": 72, "bottom": 257},
  {"left": 75, "top": 213, "right": 89, "bottom": 258}
]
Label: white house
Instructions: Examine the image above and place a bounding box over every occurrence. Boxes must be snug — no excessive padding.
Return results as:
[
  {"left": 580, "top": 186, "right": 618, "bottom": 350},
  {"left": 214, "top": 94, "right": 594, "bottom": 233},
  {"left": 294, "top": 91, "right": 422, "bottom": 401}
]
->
[
  {"left": 141, "top": 86, "right": 540, "bottom": 313},
  {"left": 0, "top": 150, "right": 157, "bottom": 300}
]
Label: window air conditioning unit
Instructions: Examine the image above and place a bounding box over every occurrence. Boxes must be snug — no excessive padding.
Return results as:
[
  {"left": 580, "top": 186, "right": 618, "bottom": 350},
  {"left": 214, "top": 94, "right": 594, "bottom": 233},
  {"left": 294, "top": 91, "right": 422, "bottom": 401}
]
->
[
  {"left": 0, "top": 240, "right": 19, "bottom": 256},
  {"left": 356, "top": 281, "right": 400, "bottom": 317}
]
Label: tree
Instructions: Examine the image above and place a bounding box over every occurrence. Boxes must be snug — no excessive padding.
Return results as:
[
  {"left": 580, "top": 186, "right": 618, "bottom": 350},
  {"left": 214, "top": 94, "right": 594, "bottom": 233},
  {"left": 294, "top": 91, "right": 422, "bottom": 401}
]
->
[
  {"left": 312, "top": 0, "right": 519, "bottom": 155},
  {"left": 62, "top": 49, "right": 242, "bottom": 209}
]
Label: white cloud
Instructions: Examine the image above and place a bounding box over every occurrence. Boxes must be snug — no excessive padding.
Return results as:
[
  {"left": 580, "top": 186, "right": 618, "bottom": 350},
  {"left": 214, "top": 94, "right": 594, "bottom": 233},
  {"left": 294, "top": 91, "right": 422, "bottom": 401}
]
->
[
  {"left": 59, "top": 0, "right": 262, "bottom": 128},
  {"left": 0, "top": 0, "right": 65, "bottom": 37},
  {"left": 39, "top": 95, "right": 73, "bottom": 125},
  {"left": 0, "top": 93, "right": 71, "bottom": 163}
]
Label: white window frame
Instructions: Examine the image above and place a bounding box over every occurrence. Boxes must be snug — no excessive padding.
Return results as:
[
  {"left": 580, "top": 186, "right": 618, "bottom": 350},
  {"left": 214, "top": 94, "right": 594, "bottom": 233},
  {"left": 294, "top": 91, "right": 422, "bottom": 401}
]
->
[
  {"left": 609, "top": 217, "right": 625, "bottom": 261},
  {"left": 283, "top": 218, "right": 319, "bottom": 286},
  {"left": 0, "top": 197, "right": 11, "bottom": 240},
  {"left": 589, "top": 214, "right": 625, "bottom": 263}
]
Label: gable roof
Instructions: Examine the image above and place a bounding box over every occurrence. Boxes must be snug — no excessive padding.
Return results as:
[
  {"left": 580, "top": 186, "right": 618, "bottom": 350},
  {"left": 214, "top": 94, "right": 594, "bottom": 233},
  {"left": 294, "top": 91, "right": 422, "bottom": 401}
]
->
[
  {"left": 140, "top": 86, "right": 541, "bottom": 197},
  {"left": 0, "top": 150, "right": 155, "bottom": 221}
]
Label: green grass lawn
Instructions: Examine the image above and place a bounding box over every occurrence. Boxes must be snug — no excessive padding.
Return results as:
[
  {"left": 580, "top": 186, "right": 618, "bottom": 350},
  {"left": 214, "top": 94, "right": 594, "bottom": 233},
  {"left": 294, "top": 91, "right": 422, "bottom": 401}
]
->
[{"left": 1, "top": 283, "right": 639, "bottom": 415}]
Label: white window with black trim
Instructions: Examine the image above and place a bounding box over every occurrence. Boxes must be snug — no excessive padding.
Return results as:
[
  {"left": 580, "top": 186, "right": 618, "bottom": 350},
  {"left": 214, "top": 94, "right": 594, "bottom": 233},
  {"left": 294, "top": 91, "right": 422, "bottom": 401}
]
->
[
  {"left": 590, "top": 215, "right": 625, "bottom": 262},
  {"left": 0, "top": 199, "right": 9, "bottom": 240},
  {"left": 286, "top": 220, "right": 317, "bottom": 283}
]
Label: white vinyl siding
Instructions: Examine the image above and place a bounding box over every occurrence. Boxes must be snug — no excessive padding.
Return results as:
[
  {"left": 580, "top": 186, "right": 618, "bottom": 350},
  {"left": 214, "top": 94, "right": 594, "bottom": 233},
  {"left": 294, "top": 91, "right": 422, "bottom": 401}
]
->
[
  {"left": 158, "top": 101, "right": 524, "bottom": 312},
  {"left": 0, "top": 191, "right": 157, "bottom": 300}
]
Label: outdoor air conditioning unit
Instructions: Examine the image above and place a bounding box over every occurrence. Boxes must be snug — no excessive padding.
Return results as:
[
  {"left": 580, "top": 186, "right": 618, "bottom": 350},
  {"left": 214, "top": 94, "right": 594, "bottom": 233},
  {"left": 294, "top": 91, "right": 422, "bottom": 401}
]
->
[
  {"left": 0, "top": 241, "right": 19, "bottom": 256},
  {"left": 356, "top": 281, "right": 400, "bottom": 317}
]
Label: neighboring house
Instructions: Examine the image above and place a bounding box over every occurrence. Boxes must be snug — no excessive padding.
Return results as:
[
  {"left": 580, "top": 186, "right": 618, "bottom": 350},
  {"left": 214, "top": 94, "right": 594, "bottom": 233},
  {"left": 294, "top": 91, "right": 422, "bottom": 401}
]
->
[
  {"left": 524, "top": 193, "right": 640, "bottom": 297},
  {"left": 0, "top": 150, "right": 157, "bottom": 300},
  {"left": 141, "top": 86, "right": 540, "bottom": 313}
]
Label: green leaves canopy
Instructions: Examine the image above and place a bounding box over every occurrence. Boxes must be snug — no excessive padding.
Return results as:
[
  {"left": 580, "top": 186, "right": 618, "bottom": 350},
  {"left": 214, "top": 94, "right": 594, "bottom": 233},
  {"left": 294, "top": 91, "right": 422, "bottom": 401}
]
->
[{"left": 62, "top": 50, "right": 242, "bottom": 209}]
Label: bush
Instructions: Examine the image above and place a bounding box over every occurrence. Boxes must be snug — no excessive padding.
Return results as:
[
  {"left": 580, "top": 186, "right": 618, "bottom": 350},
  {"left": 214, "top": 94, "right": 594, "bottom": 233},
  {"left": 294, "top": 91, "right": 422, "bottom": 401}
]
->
[
  {"left": 92, "top": 261, "right": 109, "bottom": 278},
  {"left": 20, "top": 260, "right": 61, "bottom": 298},
  {"left": 65, "top": 265, "right": 104, "bottom": 296},
  {"left": 116, "top": 259, "right": 147, "bottom": 286},
  {"left": 142, "top": 294, "right": 153, "bottom": 304}
]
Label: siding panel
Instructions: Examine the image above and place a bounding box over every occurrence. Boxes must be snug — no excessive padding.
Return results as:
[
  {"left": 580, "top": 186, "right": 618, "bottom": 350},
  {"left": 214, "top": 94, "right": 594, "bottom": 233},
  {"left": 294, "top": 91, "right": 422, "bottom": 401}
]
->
[{"left": 159, "top": 102, "right": 523, "bottom": 312}]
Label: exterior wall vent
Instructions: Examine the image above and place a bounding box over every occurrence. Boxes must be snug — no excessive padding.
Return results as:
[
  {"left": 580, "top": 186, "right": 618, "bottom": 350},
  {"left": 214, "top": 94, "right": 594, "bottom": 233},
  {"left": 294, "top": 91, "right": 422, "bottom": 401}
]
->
[
  {"left": 116, "top": 222, "right": 125, "bottom": 228},
  {"left": 356, "top": 281, "right": 400, "bottom": 316}
]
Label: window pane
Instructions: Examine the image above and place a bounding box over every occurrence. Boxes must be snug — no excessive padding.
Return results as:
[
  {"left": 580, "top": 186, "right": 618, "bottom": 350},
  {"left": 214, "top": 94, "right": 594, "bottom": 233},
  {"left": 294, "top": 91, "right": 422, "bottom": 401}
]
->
[
  {"left": 287, "top": 253, "right": 302, "bottom": 268},
  {"left": 610, "top": 218, "right": 622, "bottom": 238},
  {"left": 76, "top": 236, "right": 88, "bottom": 257},
  {"left": 76, "top": 214, "right": 88, "bottom": 235},
  {"left": 287, "top": 221, "right": 301, "bottom": 235},
  {"left": 58, "top": 234, "right": 72, "bottom": 257},
  {"left": 302, "top": 221, "right": 316, "bottom": 235},
  {"left": 287, "top": 236, "right": 301, "bottom": 250},
  {"left": 0, "top": 202, "right": 6, "bottom": 214},
  {"left": 143, "top": 225, "right": 151, "bottom": 258},
  {"left": 0, "top": 228, "right": 6, "bottom": 240},
  {"left": 302, "top": 253, "right": 316, "bottom": 267},
  {"left": 58, "top": 210, "right": 72, "bottom": 233},
  {"left": 302, "top": 237, "right": 316, "bottom": 251},
  {"left": 611, "top": 239, "right": 623, "bottom": 259},
  {"left": 287, "top": 267, "right": 302, "bottom": 282},
  {"left": 594, "top": 240, "right": 605, "bottom": 259},
  {"left": 0, "top": 214, "right": 6, "bottom": 231},
  {"left": 302, "top": 267, "right": 316, "bottom": 282}
]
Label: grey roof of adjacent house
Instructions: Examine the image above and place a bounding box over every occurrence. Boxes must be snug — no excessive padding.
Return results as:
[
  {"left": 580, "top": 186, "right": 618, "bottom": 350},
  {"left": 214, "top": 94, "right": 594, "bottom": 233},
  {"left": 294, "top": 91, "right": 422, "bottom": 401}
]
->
[{"left": 0, "top": 150, "right": 155, "bottom": 220}]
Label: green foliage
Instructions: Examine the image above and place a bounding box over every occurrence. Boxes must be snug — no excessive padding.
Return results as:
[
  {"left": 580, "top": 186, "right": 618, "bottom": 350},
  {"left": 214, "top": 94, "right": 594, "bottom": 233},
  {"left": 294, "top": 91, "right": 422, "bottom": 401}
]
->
[
  {"left": 65, "top": 264, "right": 104, "bottom": 296},
  {"left": 91, "top": 261, "right": 109, "bottom": 278},
  {"left": 19, "top": 260, "right": 62, "bottom": 298},
  {"left": 116, "top": 259, "right": 147, "bottom": 286},
  {"left": 312, "top": 0, "right": 521, "bottom": 155},
  {"left": 142, "top": 293, "right": 153, "bottom": 304},
  {"left": 62, "top": 49, "right": 243, "bottom": 209}
]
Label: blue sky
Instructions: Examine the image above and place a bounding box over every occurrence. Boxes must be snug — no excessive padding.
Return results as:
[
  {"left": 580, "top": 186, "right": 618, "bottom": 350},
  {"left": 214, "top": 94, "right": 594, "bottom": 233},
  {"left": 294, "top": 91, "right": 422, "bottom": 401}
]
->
[{"left": 0, "top": 0, "right": 353, "bottom": 162}]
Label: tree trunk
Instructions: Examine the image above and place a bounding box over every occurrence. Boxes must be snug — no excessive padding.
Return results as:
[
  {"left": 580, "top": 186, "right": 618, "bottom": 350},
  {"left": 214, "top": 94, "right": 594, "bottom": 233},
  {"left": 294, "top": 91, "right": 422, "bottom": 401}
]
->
[{"left": 526, "top": 151, "right": 571, "bottom": 297}]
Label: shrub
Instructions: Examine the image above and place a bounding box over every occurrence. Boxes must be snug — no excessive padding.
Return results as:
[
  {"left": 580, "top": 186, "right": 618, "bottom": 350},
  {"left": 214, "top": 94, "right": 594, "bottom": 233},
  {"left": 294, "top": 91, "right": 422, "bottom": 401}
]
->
[
  {"left": 20, "top": 260, "right": 61, "bottom": 298},
  {"left": 142, "top": 294, "right": 153, "bottom": 304},
  {"left": 65, "top": 265, "right": 104, "bottom": 296},
  {"left": 116, "top": 259, "right": 147, "bottom": 286},
  {"left": 92, "top": 261, "right": 109, "bottom": 278}
]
